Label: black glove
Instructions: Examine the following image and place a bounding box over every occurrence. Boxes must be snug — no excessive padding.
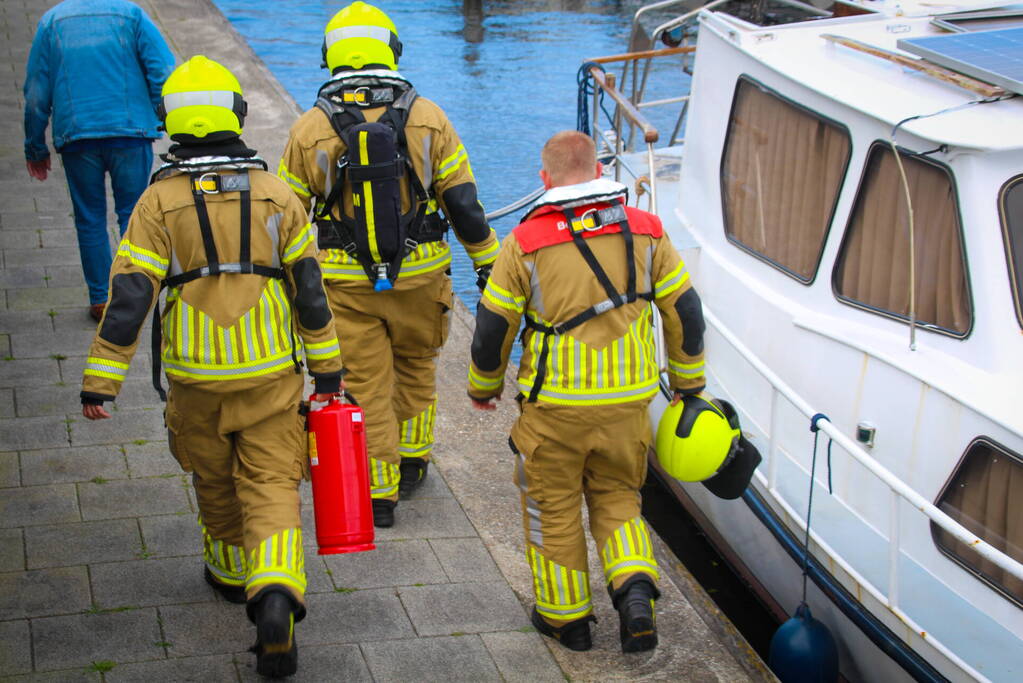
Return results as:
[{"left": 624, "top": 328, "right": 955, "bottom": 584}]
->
[{"left": 475, "top": 264, "right": 492, "bottom": 291}]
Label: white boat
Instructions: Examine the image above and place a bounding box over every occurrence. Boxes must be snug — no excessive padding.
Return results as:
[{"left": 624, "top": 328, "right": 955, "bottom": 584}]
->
[{"left": 577, "top": 1, "right": 1023, "bottom": 680}]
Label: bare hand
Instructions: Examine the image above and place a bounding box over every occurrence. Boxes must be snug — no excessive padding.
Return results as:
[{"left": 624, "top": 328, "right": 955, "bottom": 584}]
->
[
  {"left": 27, "top": 158, "right": 50, "bottom": 181},
  {"left": 82, "top": 403, "right": 111, "bottom": 420},
  {"left": 470, "top": 396, "right": 499, "bottom": 411}
]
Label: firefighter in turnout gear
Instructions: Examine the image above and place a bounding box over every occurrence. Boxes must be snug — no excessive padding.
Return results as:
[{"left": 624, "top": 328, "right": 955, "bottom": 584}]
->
[
  {"left": 468, "top": 131, "right": 707, "bottom": 653},
  {"left": 80, "top": 56, "right": 343, "bottom": 678},
  {"left": 279, "top": 2, "right": 498, "bottom": 527}
]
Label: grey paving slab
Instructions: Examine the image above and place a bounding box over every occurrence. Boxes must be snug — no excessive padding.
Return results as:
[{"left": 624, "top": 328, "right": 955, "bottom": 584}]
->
[
  {"left": 158, "top": 601, "right": 253, "bottom": 657},
  {"left": 0, "top": 483, "right": 79, "bottom": 527},
  {"left": 111, "top": 380, "right": 164, "bottom": 411},
  {"left": 322, "top": 539, "right": 446, "bottom": 589},
  {"left": 2, "top": 249, "right": 82, "bottom": 270},
  {"left": 25, "top": 519, "right": 141, "bottom": 569},
  {"left": 51, "top": 308, "right": 100, "bottom": 333},
  {"left": 4, "top": 669, "right": 101, "bottom": 682},
  {"left": 14, "top": 384, "right": 87, "bottom": 417},
  {"left": 304, "top": 555, "right": 334, "bottom": 595},
  {"left": 481, "top": 631, "right": 564, "bottom": 683},
  {"left": 106, "top": 654, "right": 238, "bottom": 682},
  {"left": 0, "top": 414, "right": 68, "bottom": 450},
  {"left": 399, "top": 581, "right": 530, "bottom": 636},
  {"left": 361, "top": 635, "right": 502, "bottom": 683},
  {"left": 1, "top": 387, "right": 16, "bottom": 418},
  {"left": 0, "top": 265, "right": 46, "bottom": 288},
  {"left": 68, "top": 409, "right": 165, "bottom": 447},
  {"left": 431, "top": 537, "right": 505, "bottom": 583},
  {"left": 7, "top": 284, "right": 87, "bottom": 308},
  {"left": 78, "top": 476, "right": 191, "bottom": 520},
  {"left": 9, "top": 328, "right": 97, "bottom": 359},
  {"left": 0, "top": 618, "right": 33, "bottom": 676},
  {"left": 300, "top": 589, "right": 416, "bottom": 646},
  {"left": 237, "top": 643, "right": 370, "bottom": 682},
  {"left": 0, "top": 527, "right": 24, "bottom": 572},
  {"left": 20, "top": 445, "right": 127, "bottom": 485},
  {"left": 91, "top": 555, "right": 213, "bottom": 609},
  {"left": 0, "top": 566, "right": 90, "bottom": 619},
  {"left": 411, "top": 465, "right": 455, "bottom": 499},
  {"left": 44, "top": 264, "right": 86, "bottom": 287},
  {"left": 0, "top": 358, "right": 60, "bottom": 388},
  {"left": 0, "top": 309, "right": 52, "bottom": 334},
  {"left": 125, "top": 440, "right": 180, "bottom": 478},
  {"left": 0, "top": 334, "right": 9, "bottom": 359},
  {"left": 0, "top": 450, "right": 19, "bottom": 486},
  {"left": 139, "top": 513, "right": 200, "bottom": 558},
  {"left": 31, "top": 608, "right": 163, "bottom": 672},
  {"left": 39, "top": 229, "right": 78, "bottom": 249},
  {"left": 375, "top": 498, "right": 478, "bottom": 541}
]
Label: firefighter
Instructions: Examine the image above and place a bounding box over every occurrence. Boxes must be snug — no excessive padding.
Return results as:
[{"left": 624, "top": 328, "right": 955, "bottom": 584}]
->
[
  {"left": 467, "top": 131, "right": 707, "bottom": 653},
  {"left": 279, "top": 1, "right": 498, "bottom": 527},
  {"left": 80, "top": 56, "right": 343, "bottom": 678}
]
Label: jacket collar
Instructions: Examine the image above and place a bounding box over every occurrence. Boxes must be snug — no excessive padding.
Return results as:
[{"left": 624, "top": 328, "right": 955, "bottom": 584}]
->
[{"left": 525, "top": 178, "right": 628, "bottom": 220}]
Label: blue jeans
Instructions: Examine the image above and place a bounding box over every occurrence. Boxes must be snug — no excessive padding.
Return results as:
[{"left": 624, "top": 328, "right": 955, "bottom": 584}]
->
[{"left": 61, "top": 142, "right": 153, "bottom": 304}]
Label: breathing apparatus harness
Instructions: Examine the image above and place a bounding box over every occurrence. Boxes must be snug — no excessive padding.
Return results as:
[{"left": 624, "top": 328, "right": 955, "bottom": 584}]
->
[
  {"left": 520, "top": 181, "right": 655, "bottom": 403},
  {"left": 313, "top": 72, "right": 446, "bottom": 291},
  {"left": 148, "top": 154, "right": 300, "bottom": 401}
]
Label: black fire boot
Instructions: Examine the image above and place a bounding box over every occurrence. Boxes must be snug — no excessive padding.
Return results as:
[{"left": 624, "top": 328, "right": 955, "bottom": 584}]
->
[
  {"left": 246, "top": 587, "right": 305, "bottom": 678},
  {"left": 610, "top": 576, "right": 660, "bottom": 653},
  {"left": 398, "top": 459, "right": 428, "bottom": 499},
  {"left": 204, "top": 566, "right": 246, "bottom": 604},
  {"left": 372, "top": 498, "right": 396, "bottom": 528},
  {"left": 530, "top": 606, "right": 597, "bottom": 651}
]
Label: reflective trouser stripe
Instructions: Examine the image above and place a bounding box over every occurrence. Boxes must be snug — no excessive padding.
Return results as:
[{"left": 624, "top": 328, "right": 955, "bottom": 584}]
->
[
  {"left": 398, "top": 400, "right": 436, "bottom": 460},
  {"left": 528, "top": 546, "right": 592, "bottom": 622},
  {"left": 201, "top": 516, "right": 247, "bottom": 586},
  {"left": 601, "top": 517, "right": 659, "bottom": 585},
  {"left": 246, "top": 528, "right": 307, "bottom": 597},
  {"left": 369, "top": 456, "right": 400, "bottom": 498}
]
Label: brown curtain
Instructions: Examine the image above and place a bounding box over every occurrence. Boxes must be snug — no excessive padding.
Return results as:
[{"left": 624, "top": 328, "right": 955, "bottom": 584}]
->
[
  {"left": 721, "top": 79, "right": 850, "bottom": 280},
  {"left": 934, "top": 441, "right": 1023, "bottom": 604},
  {"left": 835, "top": 147, "right": 971, "bottom": 334}
]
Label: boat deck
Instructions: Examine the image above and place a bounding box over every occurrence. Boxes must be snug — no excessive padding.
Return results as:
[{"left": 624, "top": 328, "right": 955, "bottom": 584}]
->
[{"left": 0, "top": 1, "right": 769, "bottom": 679}]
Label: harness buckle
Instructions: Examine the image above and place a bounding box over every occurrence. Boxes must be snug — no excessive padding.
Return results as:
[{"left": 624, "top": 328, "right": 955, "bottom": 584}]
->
[
  {"left": 195, "top": 172, "right": 220, "bottom": 195},
  {"left": 578, "top": 208, "right": 601, "bottom": 231},
  {"left": 352, "top": 86, "right": 373, "bottom": 107},
  {"left": 404, "top": 237, "right": 419, "bottom": 251}
]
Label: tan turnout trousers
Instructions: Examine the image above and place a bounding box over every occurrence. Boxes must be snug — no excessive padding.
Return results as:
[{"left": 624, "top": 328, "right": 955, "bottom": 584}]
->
[
  {"left": 510, "top": 401, "right": 659, "bottom": 625},
  {"left": 166, "top": 372, "right": 308, "bottom": 603},
  {"left": 325, "top": 269, "right": 452, "bottom": 501}
]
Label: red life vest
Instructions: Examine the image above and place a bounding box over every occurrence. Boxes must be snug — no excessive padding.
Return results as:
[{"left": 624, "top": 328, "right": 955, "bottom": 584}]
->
[{"left": 513, "top": 199, "right": 663, "bottom": 255}]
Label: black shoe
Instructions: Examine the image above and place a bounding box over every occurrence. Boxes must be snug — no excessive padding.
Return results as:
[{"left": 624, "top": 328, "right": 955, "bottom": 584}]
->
[
  {"left": 204, "top": 566, "right": 246, "bottom": 604},
  {"left": 398, "top": 459, "right": 428, "bottom": 499},
  {"left": 247, "top": 589, "right": 302, "bottom": 678},
  {"left": 531, "top": 606, "right": 596, "bottom": 651},
  {"left": 372, "top": 499, "right": 396, "bottom": 528},
  {"left": 611, "top": 576, "right": 660, "bottom": 653}
]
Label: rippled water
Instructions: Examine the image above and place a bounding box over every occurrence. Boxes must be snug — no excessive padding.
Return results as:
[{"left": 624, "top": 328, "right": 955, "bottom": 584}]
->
[{"left": 213, "top": 0, "right": 685, "bottom": 301}]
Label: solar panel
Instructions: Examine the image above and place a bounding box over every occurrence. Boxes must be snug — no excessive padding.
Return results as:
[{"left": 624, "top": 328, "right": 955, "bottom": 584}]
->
[{"left": 898, "top": 27, "right": 1023, "bottom": 96}]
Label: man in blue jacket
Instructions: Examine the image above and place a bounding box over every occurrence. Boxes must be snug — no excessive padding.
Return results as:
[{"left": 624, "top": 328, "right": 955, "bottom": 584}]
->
[{"left": 23, "top": 0, "right": 174, "bottom": 320}]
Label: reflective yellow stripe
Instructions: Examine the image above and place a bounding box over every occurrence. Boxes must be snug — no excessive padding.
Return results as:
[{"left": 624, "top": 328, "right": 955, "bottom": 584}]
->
[
  {"left": 84, "top": 356, "right": 129, "bottom": 382},
  {"left": 358, "top": 131, "right": 382, "bottom": 264},
  {"left": 282, "top": 223, "right": 314, "bottom": 264},
  {"left": 467, "top": 233, "right": 499, "bottom": 266},
  {"left": 669, "top": 358, "right": 705, "bottom": 379},
  {"left": 369, "top": 456, "right": 399, "bottom": 497},
  {"left": 304, "top": 338, "right": 340, "bottom": 360},
  {"left": 398, "top": 401, "right": 436, "bottom": 459},
  {"left": 116, "top": 239, "right": 168, "bottom": 277},
  {"left": 201, "top": 515, "right": 247, "bottom": 585},
  {"left": 278, "top": 160, "right": 311, "bottom": 197},
  {"left": 246, "top": 528, "right": 306, "bottom": 596},
  {"left": 320, "top": 243, "right": 452, "bottom": 280},
  {"left": 601, "top": 518, "right": 659, "bottom": 584},
  {"left": 654, "top": 261, "right": 689, "bottom": 299},
  {"left": 528, "top": 547, "right": 592, "bottom": 620},
  {"left": 468, "top": 365, "right": 502, "bottom": 392},
  {"left": 483, "top": 280, "right": 525, "bottom": 313},
  {"left": 435, "top": 145, "right": 468, "bottom": 182}
]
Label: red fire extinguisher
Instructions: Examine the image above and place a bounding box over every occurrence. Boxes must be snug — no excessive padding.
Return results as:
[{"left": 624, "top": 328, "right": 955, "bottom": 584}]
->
[{"left": 306, "top": 393, "right": 375, "bottom": 555}]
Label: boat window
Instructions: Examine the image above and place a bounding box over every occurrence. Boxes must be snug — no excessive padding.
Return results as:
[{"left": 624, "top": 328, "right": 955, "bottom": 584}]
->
[
  {"left": 999, "top": 175, "right": 1023, "bottom": 329},
  {"left": 719, "top": 77, "right": 851, "bottom": 283},
  {"left": 833, "top": 143, "right": 971, "bottom": 336},
  {"left": 932, "top": 438, "right": 1023, "bottom": 606}
]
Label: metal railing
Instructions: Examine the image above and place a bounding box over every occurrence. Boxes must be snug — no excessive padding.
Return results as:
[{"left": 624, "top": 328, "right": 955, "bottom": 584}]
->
[{"left": 695, "top": 306, "right": 1023, "bottom": 680}]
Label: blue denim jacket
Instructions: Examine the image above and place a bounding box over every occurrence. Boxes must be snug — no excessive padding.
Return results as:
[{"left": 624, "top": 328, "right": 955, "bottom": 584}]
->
[{"left": 23, "top": 0, "right": 175, "bottom": 161}]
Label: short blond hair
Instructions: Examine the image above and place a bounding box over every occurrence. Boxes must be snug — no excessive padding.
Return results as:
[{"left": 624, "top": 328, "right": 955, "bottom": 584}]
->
[{"left": 541, "top": 131, "right": 597, "bottom": 186}]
